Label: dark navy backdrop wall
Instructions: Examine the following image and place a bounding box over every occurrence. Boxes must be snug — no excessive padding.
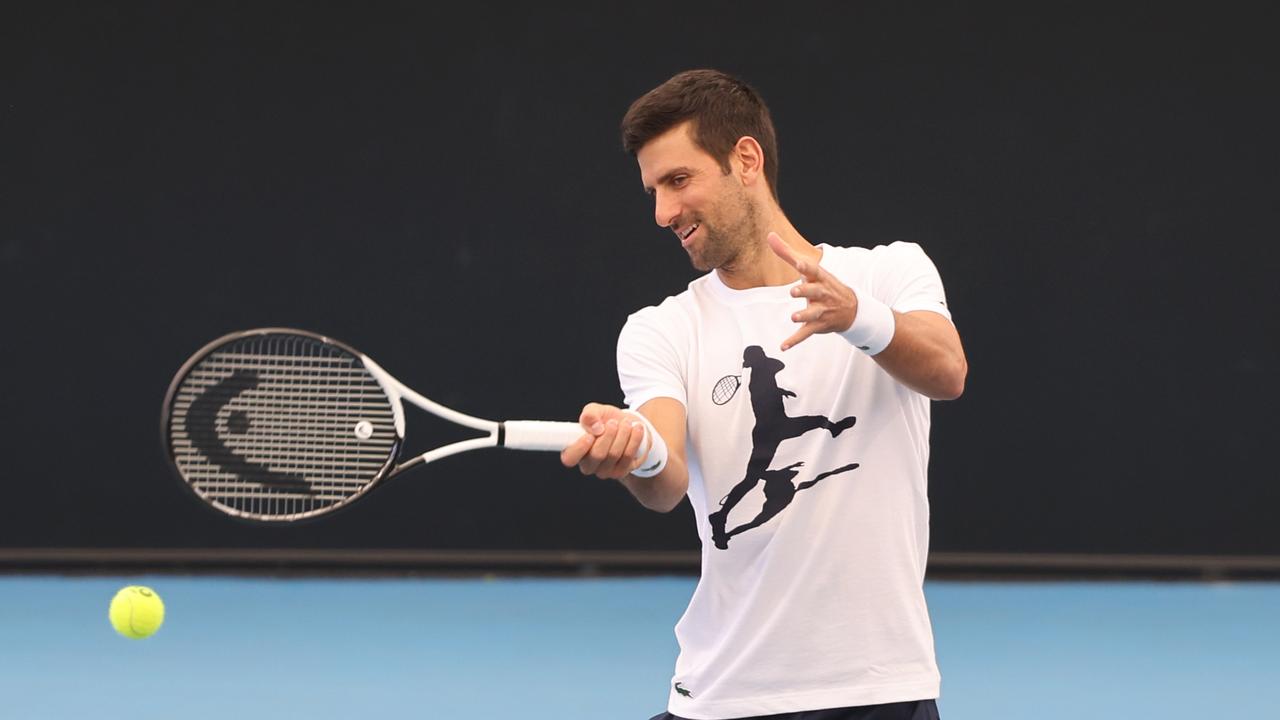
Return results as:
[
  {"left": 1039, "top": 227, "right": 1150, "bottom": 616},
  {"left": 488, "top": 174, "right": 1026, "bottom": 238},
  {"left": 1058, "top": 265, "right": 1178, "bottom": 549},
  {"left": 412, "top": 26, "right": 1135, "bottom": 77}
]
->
[{"left": 3, "top": 3, "right": 1277, "bottom": 555}]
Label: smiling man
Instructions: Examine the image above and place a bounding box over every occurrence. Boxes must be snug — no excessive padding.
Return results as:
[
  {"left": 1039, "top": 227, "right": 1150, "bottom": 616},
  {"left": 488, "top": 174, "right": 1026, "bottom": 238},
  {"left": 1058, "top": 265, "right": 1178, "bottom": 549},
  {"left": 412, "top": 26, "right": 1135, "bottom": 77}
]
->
[{"left": 561, "top": 69, "right": 967, "bottom": 720}]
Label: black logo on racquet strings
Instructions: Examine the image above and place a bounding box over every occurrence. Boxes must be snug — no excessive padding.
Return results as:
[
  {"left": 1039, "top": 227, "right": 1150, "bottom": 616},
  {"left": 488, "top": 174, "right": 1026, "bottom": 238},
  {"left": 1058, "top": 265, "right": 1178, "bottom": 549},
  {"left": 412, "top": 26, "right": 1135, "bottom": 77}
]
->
[
  {"left": 708, "top": 346, "right": 859, "bottom": 550},
  {"left": 186, "top": 369, "right": 314, "bottom": 493}
]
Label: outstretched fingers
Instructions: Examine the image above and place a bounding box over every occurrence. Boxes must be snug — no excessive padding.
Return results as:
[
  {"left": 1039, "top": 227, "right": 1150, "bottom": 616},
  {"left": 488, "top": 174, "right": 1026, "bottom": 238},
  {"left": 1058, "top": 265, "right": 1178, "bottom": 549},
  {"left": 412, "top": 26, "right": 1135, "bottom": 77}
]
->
[
  {"left": 767, "top": 231, "right": 820, "bottom": 280},
  {"left": 781, "top": 324, "right": 818, "bottom": 352}
]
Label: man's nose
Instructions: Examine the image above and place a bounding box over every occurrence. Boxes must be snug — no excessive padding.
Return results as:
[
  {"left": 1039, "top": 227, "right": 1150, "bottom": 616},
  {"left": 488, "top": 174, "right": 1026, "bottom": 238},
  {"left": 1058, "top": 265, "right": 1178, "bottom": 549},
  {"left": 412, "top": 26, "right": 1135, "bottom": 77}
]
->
[{"left": 654, "top": 190, "right": 679, "bottom": 229}]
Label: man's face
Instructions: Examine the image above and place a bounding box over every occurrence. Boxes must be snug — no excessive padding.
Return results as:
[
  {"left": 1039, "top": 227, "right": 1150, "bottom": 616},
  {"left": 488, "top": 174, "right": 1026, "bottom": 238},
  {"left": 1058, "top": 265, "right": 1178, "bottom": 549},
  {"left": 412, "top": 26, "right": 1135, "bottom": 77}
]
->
[{"left": 637, "top": 122, "right": 760, "bottom": 272}]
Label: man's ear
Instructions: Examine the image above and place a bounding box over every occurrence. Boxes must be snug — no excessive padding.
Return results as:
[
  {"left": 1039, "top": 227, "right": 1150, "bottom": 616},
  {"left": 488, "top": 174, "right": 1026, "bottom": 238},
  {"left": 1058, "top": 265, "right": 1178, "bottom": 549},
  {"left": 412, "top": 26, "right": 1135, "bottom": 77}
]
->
[{"left": 731, "top": 135, "right": 765, "bottom": 186}]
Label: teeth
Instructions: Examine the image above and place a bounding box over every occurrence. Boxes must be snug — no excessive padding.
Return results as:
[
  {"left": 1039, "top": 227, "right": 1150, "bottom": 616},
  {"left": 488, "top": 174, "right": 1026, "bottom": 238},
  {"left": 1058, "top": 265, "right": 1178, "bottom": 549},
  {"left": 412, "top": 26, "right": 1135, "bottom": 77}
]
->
[{"left": 682, "top": 224, "right": 699, "bottom": 240}]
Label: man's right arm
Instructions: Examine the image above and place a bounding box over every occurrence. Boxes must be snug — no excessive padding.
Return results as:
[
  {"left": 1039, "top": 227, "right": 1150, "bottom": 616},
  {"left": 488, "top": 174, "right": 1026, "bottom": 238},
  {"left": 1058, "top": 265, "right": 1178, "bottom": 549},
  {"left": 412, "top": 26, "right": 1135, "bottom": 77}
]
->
[{"left": 560, "top": 397, "right": 689, "bottom": 513}]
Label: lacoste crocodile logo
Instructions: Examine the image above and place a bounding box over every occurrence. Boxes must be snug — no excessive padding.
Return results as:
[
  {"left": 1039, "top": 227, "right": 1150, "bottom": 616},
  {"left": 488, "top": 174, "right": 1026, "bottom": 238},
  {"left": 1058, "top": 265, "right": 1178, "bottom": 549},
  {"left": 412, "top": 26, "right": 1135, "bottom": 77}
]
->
[{"left": 674, "top": 682, "right": 692, "bottom": 698}]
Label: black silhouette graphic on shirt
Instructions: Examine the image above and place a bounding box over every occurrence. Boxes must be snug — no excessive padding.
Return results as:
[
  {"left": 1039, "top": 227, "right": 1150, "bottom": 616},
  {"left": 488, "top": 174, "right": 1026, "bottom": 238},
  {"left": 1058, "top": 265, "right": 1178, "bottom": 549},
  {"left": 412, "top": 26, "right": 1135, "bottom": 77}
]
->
[{"left": 707, "top": 346, "right": 859, "bottom": 550}]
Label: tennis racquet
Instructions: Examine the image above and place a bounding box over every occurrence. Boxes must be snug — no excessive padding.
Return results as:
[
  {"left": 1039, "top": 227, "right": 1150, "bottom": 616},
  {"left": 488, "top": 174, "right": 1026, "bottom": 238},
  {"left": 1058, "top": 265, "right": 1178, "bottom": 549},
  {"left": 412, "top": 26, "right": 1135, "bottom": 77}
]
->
[{"left": 161, "top": 328, "right": 587, "bottom": 522}]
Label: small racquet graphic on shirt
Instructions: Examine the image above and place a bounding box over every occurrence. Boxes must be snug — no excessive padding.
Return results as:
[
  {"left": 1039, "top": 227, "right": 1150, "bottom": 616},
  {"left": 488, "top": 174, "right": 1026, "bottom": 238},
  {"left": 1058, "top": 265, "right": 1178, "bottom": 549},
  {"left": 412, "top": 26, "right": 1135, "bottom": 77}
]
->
[{"left": 712, "top": 374, "right": 742, "bottom": 405}]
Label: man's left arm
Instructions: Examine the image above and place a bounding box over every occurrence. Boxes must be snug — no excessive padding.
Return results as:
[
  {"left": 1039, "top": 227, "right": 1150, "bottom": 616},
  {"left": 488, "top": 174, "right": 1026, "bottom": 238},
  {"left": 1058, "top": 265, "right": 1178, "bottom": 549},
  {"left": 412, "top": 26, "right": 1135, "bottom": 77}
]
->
[
  {"left": 869, "top": 309, "right": 966, "bottom": 400},
  {"left": 767, "top": 233, "right": 967, "bottom": 401}
]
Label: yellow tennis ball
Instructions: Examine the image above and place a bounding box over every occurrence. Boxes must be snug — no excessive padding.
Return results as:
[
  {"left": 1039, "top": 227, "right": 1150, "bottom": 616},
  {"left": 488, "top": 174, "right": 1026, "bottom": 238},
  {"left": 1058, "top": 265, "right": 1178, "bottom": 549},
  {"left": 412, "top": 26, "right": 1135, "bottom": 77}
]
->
[{"left": 108, "top": 586, "right": 165, "bottom": 639}]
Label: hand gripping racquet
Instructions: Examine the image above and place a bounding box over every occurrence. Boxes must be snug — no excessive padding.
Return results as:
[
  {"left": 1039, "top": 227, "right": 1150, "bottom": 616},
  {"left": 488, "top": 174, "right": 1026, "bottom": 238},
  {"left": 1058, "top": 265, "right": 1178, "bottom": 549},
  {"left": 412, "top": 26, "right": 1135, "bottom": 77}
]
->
[{"left": 161, "top": 328, "right": 586, "bottom": 522}]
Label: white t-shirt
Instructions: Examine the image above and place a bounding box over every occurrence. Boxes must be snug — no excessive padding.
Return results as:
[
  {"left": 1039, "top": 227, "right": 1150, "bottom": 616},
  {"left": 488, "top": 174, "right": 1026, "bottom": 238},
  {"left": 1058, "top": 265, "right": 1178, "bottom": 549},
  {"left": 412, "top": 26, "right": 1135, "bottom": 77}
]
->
[{"left": 617, "top": 241, "right": 951, "bottom": 720}]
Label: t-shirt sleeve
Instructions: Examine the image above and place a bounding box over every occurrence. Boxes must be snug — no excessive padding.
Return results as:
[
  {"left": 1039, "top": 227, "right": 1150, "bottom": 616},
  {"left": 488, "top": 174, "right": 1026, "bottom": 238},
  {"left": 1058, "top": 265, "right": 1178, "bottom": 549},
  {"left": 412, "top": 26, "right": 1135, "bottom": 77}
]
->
[
  {"left": 873, "top": 241, "right": 953, "bottom": 322},
  {"left": 616, "top": 304, "right": 689, "bottom": 411}
]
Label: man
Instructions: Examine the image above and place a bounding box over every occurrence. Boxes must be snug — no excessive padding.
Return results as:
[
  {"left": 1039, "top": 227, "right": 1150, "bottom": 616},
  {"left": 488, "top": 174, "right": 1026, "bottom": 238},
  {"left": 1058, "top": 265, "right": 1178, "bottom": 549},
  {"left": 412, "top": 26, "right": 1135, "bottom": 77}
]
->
[{"left": 561, "top": 69, "right": 966, "bottom": 720}]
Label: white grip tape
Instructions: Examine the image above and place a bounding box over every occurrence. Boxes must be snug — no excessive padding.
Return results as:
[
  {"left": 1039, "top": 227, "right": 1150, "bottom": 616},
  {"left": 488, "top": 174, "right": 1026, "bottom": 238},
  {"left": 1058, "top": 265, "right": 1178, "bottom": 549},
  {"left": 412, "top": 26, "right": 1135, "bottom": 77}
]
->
[
  {"left": 503, "top": 421, "right": 586, "bottom": 451},
  {"left": 838, "top": 288, "right": 896, "bottom": 356},
  {"left": 623, "top": 410, "right": 668, "bottom": 478}
]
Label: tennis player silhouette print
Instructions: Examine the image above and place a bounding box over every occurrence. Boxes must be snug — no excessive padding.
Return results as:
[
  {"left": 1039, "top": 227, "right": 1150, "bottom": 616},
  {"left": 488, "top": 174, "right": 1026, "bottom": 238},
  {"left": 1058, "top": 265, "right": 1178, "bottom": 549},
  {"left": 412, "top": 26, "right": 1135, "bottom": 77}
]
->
[{"left": 708, "top": 346, "right": 860, "bottom": 550}]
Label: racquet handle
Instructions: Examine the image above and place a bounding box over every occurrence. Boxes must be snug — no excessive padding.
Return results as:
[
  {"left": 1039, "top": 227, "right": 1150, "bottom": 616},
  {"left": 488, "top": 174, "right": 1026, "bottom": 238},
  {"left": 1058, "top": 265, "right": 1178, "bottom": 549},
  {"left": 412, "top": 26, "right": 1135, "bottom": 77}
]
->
[{"left": 503, "top": 420, "right": 587, "bottom": 451}]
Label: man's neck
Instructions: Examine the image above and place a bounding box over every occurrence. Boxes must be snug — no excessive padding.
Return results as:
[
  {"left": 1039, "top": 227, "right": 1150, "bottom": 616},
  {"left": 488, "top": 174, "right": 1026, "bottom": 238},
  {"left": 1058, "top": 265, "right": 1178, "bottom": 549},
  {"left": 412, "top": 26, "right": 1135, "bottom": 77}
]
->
[{"left": 715, "top": 215, "right": 819, "bottom": 290}]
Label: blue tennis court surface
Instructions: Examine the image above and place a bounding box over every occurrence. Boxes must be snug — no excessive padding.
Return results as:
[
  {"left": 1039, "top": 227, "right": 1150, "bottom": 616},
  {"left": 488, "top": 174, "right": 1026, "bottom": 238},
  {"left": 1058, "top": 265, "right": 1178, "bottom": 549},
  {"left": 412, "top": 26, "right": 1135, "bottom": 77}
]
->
[{"left": 1, "top": 576, "right": 1274, "bottom": 719}]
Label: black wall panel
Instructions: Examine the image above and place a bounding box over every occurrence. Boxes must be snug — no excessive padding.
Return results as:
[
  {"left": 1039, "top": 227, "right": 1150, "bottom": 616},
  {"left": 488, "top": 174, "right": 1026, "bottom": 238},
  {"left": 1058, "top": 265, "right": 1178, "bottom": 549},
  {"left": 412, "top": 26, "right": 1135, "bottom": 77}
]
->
[{"left": 3, "top": 2, "right": 1276, "bottom": 555}]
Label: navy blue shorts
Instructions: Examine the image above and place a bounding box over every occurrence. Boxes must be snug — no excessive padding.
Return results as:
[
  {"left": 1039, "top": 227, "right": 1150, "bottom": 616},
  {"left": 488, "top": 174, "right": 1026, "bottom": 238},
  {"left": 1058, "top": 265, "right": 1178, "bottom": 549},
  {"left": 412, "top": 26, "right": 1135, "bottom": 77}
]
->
[{"left": 650, "top": 698, "right": 940, "bottom": 720}]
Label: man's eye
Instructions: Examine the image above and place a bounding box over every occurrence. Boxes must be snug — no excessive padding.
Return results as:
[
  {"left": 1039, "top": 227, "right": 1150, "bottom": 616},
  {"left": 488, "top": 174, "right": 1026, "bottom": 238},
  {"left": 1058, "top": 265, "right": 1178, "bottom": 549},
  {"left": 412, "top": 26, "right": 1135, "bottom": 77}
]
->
[{"left": 672, "top": 175, "right": 689, "bottom": 187}]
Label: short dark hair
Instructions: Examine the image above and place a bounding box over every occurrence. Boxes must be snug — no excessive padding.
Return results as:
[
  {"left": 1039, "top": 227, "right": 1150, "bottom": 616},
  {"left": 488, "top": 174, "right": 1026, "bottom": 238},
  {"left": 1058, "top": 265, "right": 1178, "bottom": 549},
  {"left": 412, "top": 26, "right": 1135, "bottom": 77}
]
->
[{"left": 621, "top": 69, "right": 779, "bottom": 200}]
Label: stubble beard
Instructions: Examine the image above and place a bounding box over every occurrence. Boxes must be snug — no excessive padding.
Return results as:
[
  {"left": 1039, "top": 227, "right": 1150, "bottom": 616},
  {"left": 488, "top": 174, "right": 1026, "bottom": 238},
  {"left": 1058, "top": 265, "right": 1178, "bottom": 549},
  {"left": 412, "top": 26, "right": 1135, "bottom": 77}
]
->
[{"left": 686, "top": 184, "right": 763, "bottom": 273}]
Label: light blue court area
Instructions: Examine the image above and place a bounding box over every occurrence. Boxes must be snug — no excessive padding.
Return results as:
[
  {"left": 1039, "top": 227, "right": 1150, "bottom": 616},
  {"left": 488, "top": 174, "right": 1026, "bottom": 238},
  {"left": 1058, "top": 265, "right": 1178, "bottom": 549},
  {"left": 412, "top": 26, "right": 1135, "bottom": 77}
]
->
[{"left": 0, "top": 576, "right": 1275, "bottom": 720}]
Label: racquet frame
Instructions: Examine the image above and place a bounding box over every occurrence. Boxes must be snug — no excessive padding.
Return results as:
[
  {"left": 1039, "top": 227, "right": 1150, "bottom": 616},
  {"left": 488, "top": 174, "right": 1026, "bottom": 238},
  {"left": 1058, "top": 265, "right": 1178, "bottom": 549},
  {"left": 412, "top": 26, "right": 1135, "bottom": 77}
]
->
[{"left": 161, "top": 327, "right": 584, "bottom": 521}]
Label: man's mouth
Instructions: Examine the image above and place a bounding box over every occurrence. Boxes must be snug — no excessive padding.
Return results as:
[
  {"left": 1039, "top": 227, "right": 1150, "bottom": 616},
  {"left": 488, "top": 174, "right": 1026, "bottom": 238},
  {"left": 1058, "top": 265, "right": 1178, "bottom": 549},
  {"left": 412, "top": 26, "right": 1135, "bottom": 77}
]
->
[{"left": 677, "top": 223, "right": 700, "bottom": 246}]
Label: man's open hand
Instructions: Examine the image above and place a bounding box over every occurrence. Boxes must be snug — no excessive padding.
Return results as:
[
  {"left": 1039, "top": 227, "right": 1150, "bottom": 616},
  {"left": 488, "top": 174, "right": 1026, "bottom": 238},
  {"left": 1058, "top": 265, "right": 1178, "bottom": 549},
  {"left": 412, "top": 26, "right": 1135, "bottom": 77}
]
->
[{"left": 767, "top": 232, "right": 858, "bottom": 351}]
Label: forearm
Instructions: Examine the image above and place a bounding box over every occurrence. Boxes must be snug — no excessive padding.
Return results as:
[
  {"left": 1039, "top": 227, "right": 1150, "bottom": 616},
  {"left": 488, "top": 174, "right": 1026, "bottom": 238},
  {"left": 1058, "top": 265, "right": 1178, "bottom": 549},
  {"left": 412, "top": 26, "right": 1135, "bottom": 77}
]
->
[
  {"left": 772, "top": 238, "right": 966, "bottom": 400},
  {"left": 620, "top": 455, "right": 689, "bottom": 513},
  {"left": 562, "top": 397, "right": 691, "bottom": 512},
  {"left": 619, "top": 397, "right": 690, "bottom": 512},
  {"left": 871, "top": 310, "right": 967, "bottom": 400}
]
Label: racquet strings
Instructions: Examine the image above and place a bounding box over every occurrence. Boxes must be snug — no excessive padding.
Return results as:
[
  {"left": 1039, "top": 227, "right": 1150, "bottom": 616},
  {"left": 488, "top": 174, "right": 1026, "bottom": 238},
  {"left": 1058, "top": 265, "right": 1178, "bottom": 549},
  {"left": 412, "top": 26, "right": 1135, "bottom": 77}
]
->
[{"left": 167, "top": 332, "right": 398, "bottom": 520}]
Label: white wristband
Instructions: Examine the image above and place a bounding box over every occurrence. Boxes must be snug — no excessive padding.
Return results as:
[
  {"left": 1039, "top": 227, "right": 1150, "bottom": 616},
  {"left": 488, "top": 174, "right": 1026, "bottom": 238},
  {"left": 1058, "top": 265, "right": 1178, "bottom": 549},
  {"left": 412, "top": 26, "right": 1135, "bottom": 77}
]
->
[
  {"left": 838, "top": 289, "right": 896, "bottom": 356},
  {"left": 622, "top": 410, "right": 668, "bottom": 478}
]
